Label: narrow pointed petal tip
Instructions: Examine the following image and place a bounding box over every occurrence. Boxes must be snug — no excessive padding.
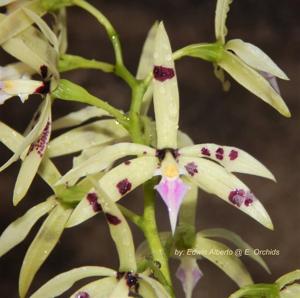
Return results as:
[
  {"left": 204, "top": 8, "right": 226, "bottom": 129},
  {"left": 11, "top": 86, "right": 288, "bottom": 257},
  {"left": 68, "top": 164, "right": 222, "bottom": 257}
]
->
[{"left": 155, "top": 177, "right": 189, "bottom": 234}]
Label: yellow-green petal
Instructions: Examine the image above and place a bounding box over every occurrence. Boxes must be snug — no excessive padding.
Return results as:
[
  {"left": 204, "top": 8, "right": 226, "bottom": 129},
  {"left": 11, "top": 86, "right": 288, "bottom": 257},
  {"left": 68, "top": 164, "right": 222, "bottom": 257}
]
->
[
  {"left": 153, "top": 22, "right": 179, "bottom": 149},
  {"left": 179, "top": 156, "right": 273, "bottom": 230},
  {"left": 226, "top": 39, "right": 289, "bottom": 80},
  {"left": 52, "top": 106, "right": 108, "bottom": 130},
  {"left": 108, "top": 277, "right": 130, "bottom": 298},
  {"left": 195, "top": 235, "right": 252, "bottom": 287},
  {"left": 215, "top": 0, "right": 233, "bottom": 43},
  {"left": 69, "top": 276, "right": 118, "bottom": 298},
  {"left": 139, "top": 274, "right": 171, "bottom": 298},
  {"left": 179, "top": 143, "right": 275, "bottom": 181},
  {"left": 30, "top": 267, "right": 116, "bottom": 298},
  {"left": 48, "top": 119, "right": 128, "bottom": 157},
  {"left": 57, "top": 143, "right": 154, "bottom": 185},
  {"left": 0, "top": 197, "right": 56, "bottom": 258},
  {"left": 280, "top": 284, "right": 300, "bottom": 298},
  {"left": 19, "top": 204, "right": 71, "bottom": 298},
  {"left": 218, "top": 51, "right": 290, "bottom": 117},
  {"left": 199, "top": 228, "right": 270, "bottom": 273}
]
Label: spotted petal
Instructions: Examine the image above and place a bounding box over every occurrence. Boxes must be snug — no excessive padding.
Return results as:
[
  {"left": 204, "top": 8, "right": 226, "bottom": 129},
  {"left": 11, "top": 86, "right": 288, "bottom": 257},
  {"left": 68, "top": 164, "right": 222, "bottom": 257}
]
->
[
  {"left": 179, "top": 156, "right": 273, "bottom": 229},
  {"left": 52, "top": 106, "right": 108, "bottom": 130},
  {"left": 0, "top": 197, "right": 56, "bottom": 258},
  {"left": 19, "top": 204, "right": 72, "bottom": 298},
  {"left": 215, "top": 0, "right": 233, "bottom": 43},
  {"left": 153, "top": 22, "right": 179, "bottom": 149},
  {"left": 155, "top": 177, "right": 189, "bottom": 234},
  {"left": 57, "top": 143, "right": 155, "bottom": 185},
  {"left": 176, "top": 257, "right": 203, "bottom": 298},
  {"left": 218, "top": 51, "right": 290, "bottom": 117},
  {"left": 13, "top": 114, "right": 52, "bottom": 205},
  {"left": 226, "top": 39, "right": 289, "bottom": 80},
  {"left": 0, "top": 96, "right": 51, "bottom": 172},
  {"left": 195, "top": 235, "right": 253, "bottom": 287},
  {"left": 48, "top": 119, "right": 128, "bottom": 157},
  {"left": 30, "top": 267, "right": 116, "bottom": 298},
  {"left": 179, "top": 143, "right": 275, "bottom": 181}
]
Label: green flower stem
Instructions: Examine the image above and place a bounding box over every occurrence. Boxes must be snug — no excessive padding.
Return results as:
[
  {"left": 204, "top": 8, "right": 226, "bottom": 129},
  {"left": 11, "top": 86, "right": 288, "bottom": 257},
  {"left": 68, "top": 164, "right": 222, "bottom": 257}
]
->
[
  {"left": 143, "top": 179, "right": 174, "bottom": 297},
  {"left": 52, "top": 79, "right": 129, "bottom": 127},
  {"left": 58, "top": 54, "right": 114, "bottom": 73},
  {"left": 73, "top": 0, "right": 123, "bottom": 66},
  {"left": 173, "top": 42, "right": 223, "bottom": 62},
  {"left": 117, "top": 204, "right": 144, "bottom": 230}
]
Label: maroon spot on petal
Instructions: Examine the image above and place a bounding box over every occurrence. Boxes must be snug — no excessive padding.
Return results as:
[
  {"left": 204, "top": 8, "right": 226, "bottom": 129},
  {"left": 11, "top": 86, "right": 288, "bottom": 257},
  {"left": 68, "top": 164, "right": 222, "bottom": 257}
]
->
[
  {"left": 105, "top": 213, "right": 121, "bottom": 225},
  {"left": 153, "top": 65, "right": 175, "bottom": 82},
  {"left": 244, "top": 198, "right": 253, "bottom": 206},
  {"left": 86, "top": 192, "right": 102, "bottom": 212},
  {"left": 143, "top": 151, "right": 147, "bottom": 155},
  {"left": 156, "top": 149, "right": 166, "bottom": 161},
  {"left": 185, "top": 162, "right": 198, "bottom": 176},
  {"left": 124, "top": 160, "right": 131, "bottom": 165},
  {"left": 229, "top": 149, "right": 238, "bottom": 160},
  {"left": 35, "top": 81, "right": 50, "bottom": 94},
  {"left": 228, "top": 189, "right": 245, "bottom": 207},
  {"left": 215, "top": 147, "right": 224, "bottom": 160},
  {"left": 75, "top": 292, "right": 90, "bottom": 298},
  {"left": 116, "top": 178, "right": 132, "bottom": 195},
  {"left": 40, "top": 65, "right": 48, "bottom": 79},
  {"left": 201, "top": 147, "right": 211, "bottom": 156}
]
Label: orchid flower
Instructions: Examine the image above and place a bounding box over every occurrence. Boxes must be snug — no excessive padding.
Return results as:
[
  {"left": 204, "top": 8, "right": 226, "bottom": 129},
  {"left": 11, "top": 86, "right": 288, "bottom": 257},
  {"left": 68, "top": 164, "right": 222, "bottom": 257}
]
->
[
  {"left": 56, "top": 23, "right": 275, "bottom": 236},
  {"left": 214, "top": 0, "right": 290, "bottom": 117}
]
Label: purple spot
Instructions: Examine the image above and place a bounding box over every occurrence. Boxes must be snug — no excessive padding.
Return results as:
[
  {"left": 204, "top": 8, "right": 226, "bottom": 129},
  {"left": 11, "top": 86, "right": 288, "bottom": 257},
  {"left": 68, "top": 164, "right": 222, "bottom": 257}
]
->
[
  {"left": 153, "top": 65, "right": 175, "bottom": 82},
  {"left": 87, "top": 192, "right": 102, "bottom": 212},
  {"left": 201, "top": 147, "right": 211, "bottom": 156},
  {"left": 228, "top": 189, "right": 255, "bottom": 207},
  {"left": 35, "top": 81, "right": 50, "bottom": 94},
  {"left": 40, "top": 65, "right": 48, "bottom": 79},
  {"left": 124, "top": 160, "right": 131, "bottom": 165},
  {"left": 156, "top": 148, "right": 179, "bottom": 162},
  {"left": 185, "top": 162, "right": 198, "bottom": 176},
  {"left": 260, "top": 71, "right": 281, "bottom": 95},
  {"left": 27, "top": 121, "right": 51, "bottom": 157},
  {"left": 75, "top": 292, "right": 89, "bottom": 298},
  {"left": 125, "top": 272, "right": 138, "bottom": 287},
  {"left": 229, "top": 149, "right": 238, "bottom": 160},
  {"left": 105, "top": 213, "right": 121, "bottom": 225},
  {"left": 116, "top": 178, "right": 132, "bottom": 195},
  {"left": 143, "top": 151, "right": 147, "bottom": 155},
  {"left": 215, "top": 147, "right": 224, "bottom": 160}
]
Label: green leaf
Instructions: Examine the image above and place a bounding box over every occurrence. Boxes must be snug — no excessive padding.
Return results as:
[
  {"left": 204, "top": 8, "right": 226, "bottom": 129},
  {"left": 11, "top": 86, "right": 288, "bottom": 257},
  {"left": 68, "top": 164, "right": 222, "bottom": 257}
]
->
[
  {"left": 19, "top": 204, "right": 71, "bottom": 298},
  {"left": 198, "top": 228, "right": 270, "bottom": 273},
  {"left": 195, "top": 235, "right": 253, "bottom": 287},
  {"left": 0, "top": 197, "right": 56, "bottom": 258},
  {"left": 30, "top": 267, "right": 116, "bottom": 298}
]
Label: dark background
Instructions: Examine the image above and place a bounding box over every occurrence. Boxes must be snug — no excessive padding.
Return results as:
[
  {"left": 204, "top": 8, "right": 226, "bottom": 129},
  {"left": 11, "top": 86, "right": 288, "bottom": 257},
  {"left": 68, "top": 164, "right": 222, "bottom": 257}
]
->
[{"left": 0, "top": 0, "right": 300, "bottom": 297}]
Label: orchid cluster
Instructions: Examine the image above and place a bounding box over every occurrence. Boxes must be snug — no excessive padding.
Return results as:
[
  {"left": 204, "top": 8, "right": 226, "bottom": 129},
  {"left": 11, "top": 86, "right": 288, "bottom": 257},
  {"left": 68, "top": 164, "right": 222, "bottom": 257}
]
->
[{"left": 0, "top": 0, "right": 298, "bottom": 298}]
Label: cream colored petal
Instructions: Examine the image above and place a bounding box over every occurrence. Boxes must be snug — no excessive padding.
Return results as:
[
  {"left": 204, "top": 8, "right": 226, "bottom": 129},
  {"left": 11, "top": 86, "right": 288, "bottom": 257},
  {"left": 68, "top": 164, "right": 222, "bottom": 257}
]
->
[
  {"left": 13, "top": 117, "right": 51, "bottom": 206},
  {"left": 23, "top": 8, "right": 59, "bottom": 52},
  {"left": 0, "top": 0, "right": 45, "bottom": 45},
  {"left": 57, "top": 143, "right": 155, "bottom": 185},
  {"left": 0, "top": 120, "right": 61, "bottom": 187},
  {"left": 153, "top": 22, "right": 179, "bottom": 149},
  {"left": 108, "top": 277, "right": 130, "bottom": 298},
  {"left": 0, "top": 0, "right": 17, "bottom": 6},
  {"left": 0, "top": 197, "right": 56, "bottom": 258},
  {"left": 195, "top": 235, "right": 253, "bottom": 287},
  {"left": 0, "top": 96, "right": 51, "bottom": 172},
  {"left": 2, "top": 79, "right": 43, "bottom": 95},
  {"left": 276, "top": 270, "right": 300, "bottom": 290},
  {"left": 226, "top": 39, "right": 288, "bottom": 80},
  {"left": 52, "top": 106, "right": 108, "bottom": 130},
  {"left": 19, "top": 204, "right": 72, "bottom": 298},
  {"left": 218, "top": 51, "right": 290, "bottom": 117},
  {"left": 139, "top": 280, "right": 158, "bottom": 298},
  {"left": 179, "top": 143, "right": 275, "bottom": 181},
  {"left": 0, "top": 62, "right": 35, "bottom": 80},
  {"left": 48, "top": 119, "right": 128, "bottom": 157},
  {"left": 198, "top": 228, "right": 270, "bottom": 273},
  {"left": 280, "top": 284, "right": 300, "bottom": 298},
  {"left": 179, "top": 156, "right": 273, "bottom": 229},
  {"left": 139, "top": 274, "right": 171, "bottom": 298},
  {"left": 215, "top": 0, "right": 233, "bottom": 43},
  {"left": 69, "top": 277, "right": 118, "bottom": 298},
  {"left": 31, "top": 268, "right": 116, "bottom": 298}
]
